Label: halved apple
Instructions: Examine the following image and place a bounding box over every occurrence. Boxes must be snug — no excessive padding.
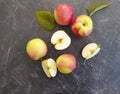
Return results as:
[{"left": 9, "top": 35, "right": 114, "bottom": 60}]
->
[
  {"left": 41, "top": 58, "right": 57, "bottom": 78},
  {"left": 51, "top": 30, "right": 71, "bottom": 50},
  {"left": 82, "top": 43, "right": 101, "bottom": 59}
]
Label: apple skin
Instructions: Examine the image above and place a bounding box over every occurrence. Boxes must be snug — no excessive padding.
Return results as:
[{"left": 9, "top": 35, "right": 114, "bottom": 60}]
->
[
  {"left": 54, "top": 3, "right": 74, "bottom": 25},
  {"left": 56, "top": 54, "right": 76, "bottom": 74},
  {"left": 26, "top": 38, "right": 47, "bottom": 60},
  {"left": 71, "top": 15, "right": 93, "bottom": 37}
]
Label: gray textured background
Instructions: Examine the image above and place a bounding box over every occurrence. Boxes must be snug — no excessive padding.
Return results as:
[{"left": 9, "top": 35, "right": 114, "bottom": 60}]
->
[{"left": 0, "top": 0, "right": 120, "bottom": 94}]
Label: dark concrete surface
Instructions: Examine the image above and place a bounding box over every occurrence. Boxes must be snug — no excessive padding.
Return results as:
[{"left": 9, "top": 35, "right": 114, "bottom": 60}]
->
[{"left": 0, "top": 0, "right": 120, "bottom": 94}]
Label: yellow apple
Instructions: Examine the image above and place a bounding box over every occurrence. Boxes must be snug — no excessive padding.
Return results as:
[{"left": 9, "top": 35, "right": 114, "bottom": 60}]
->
[{"left": 26, "top": 38, "right": 47, "bottom": 60}]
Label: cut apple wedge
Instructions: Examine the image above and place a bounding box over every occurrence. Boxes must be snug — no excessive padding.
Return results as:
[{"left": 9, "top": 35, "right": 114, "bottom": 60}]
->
[
  {"left": 51, "top": 30, "right": 71, "bottom": 50},
  {"left": 41, "top": 58, "right": 57, "bottom": 78},
  {"left": 82, "top": 43, "right": 101, "bottom": 59}
]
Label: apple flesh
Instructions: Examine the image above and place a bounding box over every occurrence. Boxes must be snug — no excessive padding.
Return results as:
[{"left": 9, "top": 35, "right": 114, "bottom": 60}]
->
[
  {"left": 82, "top": 43, "right": 101, "bottom": 59},
  {"left": 42, "top": 58, "right": 57, "bottom": 78},
  {"left": 56, "top": 54, "right": 76, "bottom": 74},
  {"left": 51, "top": 30, "right": 71, "bottom": 50},
  {"left": 71, "top": 15, "right": 93, "bottom": 37},
  {"left": 26, "top": 38, "right": 47, "bottom": 60},
  {"left": 54, "top": 3, "right": 74, "bottom": 25}
]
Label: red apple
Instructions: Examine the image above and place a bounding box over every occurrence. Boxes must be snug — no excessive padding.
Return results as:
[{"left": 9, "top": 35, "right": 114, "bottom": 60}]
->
[
  {"left": 71, "top": 15, "right": 93, "bottom": 37},
  {"left": 54, "top": 3, "right": 74, "bottom": 25},
  {"left": 56, "top": 54, "right": 76, "bottom": 74}
]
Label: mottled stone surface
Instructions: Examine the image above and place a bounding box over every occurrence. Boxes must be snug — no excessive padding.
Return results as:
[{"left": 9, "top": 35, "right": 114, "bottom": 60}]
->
[{"left": 0, "top": 0, "right": 120, "bottom": 94}]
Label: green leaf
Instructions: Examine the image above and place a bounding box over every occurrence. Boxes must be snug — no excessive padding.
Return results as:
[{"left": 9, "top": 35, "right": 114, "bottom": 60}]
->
[
  {"left": 36, "top": 11, "right": 56, "bottom": 31},
  {"left": 87, "top": 1, "right": 112, "bottom": 16}
]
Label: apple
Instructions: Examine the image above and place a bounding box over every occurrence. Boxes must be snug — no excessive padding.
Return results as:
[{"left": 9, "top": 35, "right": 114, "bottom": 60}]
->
[
  {"left": 42, "top": 58, "right": 57, "bottom": 78},
  {"left": 26, "top": 38, "right": 47, "bottom": 60},
  {"left": 71, "top": 15, "right": 93, "bottom": 37},
  {"left": 54, "top": 3, "right": 74, "bottom": 25},
  {"left": 56, "top": 54, "right": 76, "bottom": 74},
  {"left": 51, "top": 30, "right": 71, "bottom": 50},
  {"left": 82, "top": 43, "right": 101, "bottom": 59}
]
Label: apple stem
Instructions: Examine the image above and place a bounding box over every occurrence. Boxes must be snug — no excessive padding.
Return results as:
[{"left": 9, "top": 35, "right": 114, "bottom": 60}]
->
[{"left": 98, "top": 44, "right": 101, "bottom": 48}]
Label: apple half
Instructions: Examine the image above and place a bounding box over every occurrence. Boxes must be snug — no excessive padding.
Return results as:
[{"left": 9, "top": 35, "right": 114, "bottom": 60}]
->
[
  {"left": 82, "top": 43, "right": 101, "bottom": 59},
  {"left": 41, "top": 58, "right": 57, "bottom": 78},
  {"left": 51, "top": 30, "right": 71, "bottom": 50}
]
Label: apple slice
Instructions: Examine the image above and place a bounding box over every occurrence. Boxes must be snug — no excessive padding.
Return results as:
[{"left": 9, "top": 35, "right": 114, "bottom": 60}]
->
[
  {"left": 51, "top": 30, "right": 71, "bottom": 50},
  {"left": 82, "top": 43, "right": 101, "bottom": 59},
  {"left": 41, "top": 58, "right": 57, "bottom": 78}
]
